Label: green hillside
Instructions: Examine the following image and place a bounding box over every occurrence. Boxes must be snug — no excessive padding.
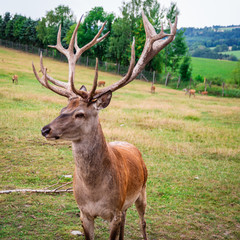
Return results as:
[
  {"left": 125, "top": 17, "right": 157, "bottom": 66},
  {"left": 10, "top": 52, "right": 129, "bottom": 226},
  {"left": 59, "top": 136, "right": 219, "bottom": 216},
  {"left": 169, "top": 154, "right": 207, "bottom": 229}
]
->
[
  {"left": 191, "top": 57, "right": 237, "bottom": 81},
  {"left": 220, "top": 50, "right": 240, "bottom": 59}
]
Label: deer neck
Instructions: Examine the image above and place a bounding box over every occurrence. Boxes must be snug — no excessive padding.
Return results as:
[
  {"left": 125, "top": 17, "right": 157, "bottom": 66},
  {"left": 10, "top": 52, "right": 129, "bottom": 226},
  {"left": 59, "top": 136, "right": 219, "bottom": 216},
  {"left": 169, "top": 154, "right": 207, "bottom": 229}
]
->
[{"left": 71, "top": 120, "right": 110, "bottom": 183}]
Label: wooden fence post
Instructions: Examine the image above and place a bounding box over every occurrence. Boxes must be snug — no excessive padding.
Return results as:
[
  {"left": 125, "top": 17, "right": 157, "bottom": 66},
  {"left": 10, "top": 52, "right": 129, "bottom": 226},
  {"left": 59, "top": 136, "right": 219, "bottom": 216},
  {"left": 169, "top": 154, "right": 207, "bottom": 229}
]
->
[
  {"left": 177, "top": 76, "right": 181, "bottom": 88},
  {"left": 165, "top": 72, "right": 170, "bottom": 86}
]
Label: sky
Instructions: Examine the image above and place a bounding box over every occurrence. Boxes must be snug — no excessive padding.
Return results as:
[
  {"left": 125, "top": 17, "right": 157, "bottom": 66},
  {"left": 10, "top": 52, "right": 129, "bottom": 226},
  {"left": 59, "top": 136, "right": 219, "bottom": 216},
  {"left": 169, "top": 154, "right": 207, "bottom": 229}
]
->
[{"left": 0, "top": 0, "right": 239, "bottom": 28}]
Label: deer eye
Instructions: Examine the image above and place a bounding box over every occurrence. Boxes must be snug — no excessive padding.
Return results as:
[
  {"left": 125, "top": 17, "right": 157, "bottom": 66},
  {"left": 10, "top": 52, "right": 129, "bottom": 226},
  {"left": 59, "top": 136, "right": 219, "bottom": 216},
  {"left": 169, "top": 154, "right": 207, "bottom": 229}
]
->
[{"left": 75, "top": 112, "right": 85, "bottom": 118}]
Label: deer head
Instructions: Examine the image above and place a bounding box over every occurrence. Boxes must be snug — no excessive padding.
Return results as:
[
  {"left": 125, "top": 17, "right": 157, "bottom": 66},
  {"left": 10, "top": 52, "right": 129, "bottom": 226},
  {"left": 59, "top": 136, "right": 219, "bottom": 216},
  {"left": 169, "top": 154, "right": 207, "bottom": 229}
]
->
[{"left": 32, "top": 12, "right": 177, "bottom": 142}]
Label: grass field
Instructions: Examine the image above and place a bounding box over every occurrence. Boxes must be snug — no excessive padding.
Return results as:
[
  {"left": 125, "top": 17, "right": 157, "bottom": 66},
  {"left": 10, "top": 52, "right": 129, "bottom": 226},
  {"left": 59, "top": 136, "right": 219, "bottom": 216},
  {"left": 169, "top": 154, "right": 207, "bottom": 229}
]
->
[
  {"left": 220, "top": 50, "right": 240, "bottom": 60},
  {"left": 191, "top": 57, "right": 237, "bottom": 81},
  {"left": 0, "top": 47, "right": 240, "bottom": 240}
]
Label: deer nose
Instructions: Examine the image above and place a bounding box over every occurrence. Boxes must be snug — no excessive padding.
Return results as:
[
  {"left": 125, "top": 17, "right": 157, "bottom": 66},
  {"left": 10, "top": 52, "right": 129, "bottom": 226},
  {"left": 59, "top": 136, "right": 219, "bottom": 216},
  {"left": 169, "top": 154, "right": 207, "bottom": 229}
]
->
[{"left": 41, "top": 126, "right": 51, "bottom": 137}]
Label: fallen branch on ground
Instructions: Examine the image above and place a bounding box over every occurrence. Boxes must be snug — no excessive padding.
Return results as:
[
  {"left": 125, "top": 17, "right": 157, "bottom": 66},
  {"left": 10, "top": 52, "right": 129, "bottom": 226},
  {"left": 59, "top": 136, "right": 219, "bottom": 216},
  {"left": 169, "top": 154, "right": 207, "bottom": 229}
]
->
[{"left": 0, "top": 181, "right": 73, "bottom": 194}]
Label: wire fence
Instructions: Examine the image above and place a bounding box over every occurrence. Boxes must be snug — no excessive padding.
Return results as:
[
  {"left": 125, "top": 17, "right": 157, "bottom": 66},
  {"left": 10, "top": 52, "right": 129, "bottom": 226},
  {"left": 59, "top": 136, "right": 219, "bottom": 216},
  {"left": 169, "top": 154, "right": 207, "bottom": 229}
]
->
[{"left": 0, "top": 39, "right": 179, "bottom": 87}]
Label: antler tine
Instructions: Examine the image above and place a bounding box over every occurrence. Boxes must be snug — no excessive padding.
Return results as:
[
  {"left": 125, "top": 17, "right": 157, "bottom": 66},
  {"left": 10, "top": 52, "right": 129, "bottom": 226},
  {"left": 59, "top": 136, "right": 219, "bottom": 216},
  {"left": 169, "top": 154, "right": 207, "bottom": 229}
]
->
[
  {"left": 48, "top": 25, "right": 68, "bottom": 57},
  {"left": 88, "top": 58, "right": 99, "bottom": 101},
  {"left": 93, "top": 11, "right": 177, "bottom": 99},
  {"left": 32, "top": 61, "right": 48, "bottom": 88},
  {"left": 33, "top": 17, "right": 110, "bottom": 100},
  {"left": 143, "top": 14, "right": 172, "bottom": 42},
  {"left": 94, "top": 39, "right": 135, "bottom": 99},
  {"left": 171, "top": 15, "right": 178, "bottom": 35},
  {"left": 74, "top": 15, "right": 84, "bottom": 54},
  {"left": 32, "top": 62, "right": 70, "bottom": 98},
  {"left": 75, "top": 21, "right": 110, "bottom": 60},
  {"left": 39, "top": 52, "right": 68, "bottom": 89},
  {"left": 142, "top": 12, "right": 157, "bottom": 38},
  {"left": 42, "top": 68, "right": 71, "bottom": 98},
  {"left": 69, "top": 73, "right": 88, "bottom": 99},
  {"left": 69, "top": 17, "right": 83, "bottom": 58}
]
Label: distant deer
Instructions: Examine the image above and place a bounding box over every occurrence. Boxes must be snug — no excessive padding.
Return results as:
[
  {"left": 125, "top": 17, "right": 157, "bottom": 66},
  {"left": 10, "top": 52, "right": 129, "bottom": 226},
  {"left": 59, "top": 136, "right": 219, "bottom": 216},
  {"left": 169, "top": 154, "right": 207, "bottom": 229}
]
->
[
  {"left": 97, "top": 80, "right": 105, "bottom": 87},
  {"left": 151, "top": 83, "right": 155, "bottom": 93},
  {"left": 12, "top": 75, "right": 18, "bottom": 84},
  {"left": 32, "top": 12, "right": 177, "bottom": 240},
  {"left": 184, "top": 88, "right": 196, "bottom": 98},
  {"left": 200, "top": 91, "right": 208, "bottom": 96}
]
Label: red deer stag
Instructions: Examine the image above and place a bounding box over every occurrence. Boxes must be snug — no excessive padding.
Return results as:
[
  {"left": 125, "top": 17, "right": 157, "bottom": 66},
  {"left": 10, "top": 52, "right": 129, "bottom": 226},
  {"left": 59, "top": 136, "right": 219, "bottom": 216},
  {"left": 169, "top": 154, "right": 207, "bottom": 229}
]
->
[
  {"left": 97, "top": 80, "right": 105, "bottom": 87},
  {"left": 12, "top": 75, "right": 18, "bottom": 84},
  {"left": 151, "top": 83, "right": 155, "bottom": 93},
  {"left": 184, "top": 88, "right": 196, "bottom": 98},
  {"left": 32, "top": 12, "right": 177, "bottom": 240},
  {"left": 200, "top": 91, "right": 208, "bottom": 96}
]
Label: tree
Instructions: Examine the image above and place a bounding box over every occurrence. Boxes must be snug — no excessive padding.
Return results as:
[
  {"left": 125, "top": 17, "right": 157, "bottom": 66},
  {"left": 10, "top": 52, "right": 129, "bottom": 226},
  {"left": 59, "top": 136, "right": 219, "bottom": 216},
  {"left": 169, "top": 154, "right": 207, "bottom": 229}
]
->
[
  {"left": 1, "top": 12, "right": 11, "bottom": 40},
  {"left": 163, "top": 2, "right": 188, "bottom": 73},
  {"left": 164, "top": 29, "right": 188, "bottom": 72},
  {"left": 179, "top": 54, "right": 192, "bottom": 81},
  {"left": 65, "top": 7, "right": 114, "bottom": 61},
  {"left": 0, "top": 16, "right": 3, "bottom": 39},
  {"left": 36, "top": 5, "right": 75, "bottom": 47},
  {"left": 108, "top": 17, "right": 132, "bottom": 65},
  {"left": 12, "top": 15, "right": 26, "bottom": 41},
  {"left": 36, "top": 17, "right": 48, "bottom": 47},
  {"left": 19, "top": 18, "right": 39, "bottom": 45},
  {"left": 5, "top": 17, "right": 14, "bottom": 40},
  {"left": 109, "top": 0, "right": 165, "bottom": 71}
]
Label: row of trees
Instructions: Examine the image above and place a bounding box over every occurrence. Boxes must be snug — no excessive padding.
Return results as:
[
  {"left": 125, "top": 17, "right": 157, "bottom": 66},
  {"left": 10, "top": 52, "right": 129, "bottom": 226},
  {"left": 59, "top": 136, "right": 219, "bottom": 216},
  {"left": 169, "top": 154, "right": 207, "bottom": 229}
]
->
[
  {"left": 0, "top": 0, "right": 191, "bottom": 82},
  {"left": 192, "top": 46, "right": 238, "bottom": 61},
  {"left": 184, "top": 26, "right": 240, "bottom": 49}
]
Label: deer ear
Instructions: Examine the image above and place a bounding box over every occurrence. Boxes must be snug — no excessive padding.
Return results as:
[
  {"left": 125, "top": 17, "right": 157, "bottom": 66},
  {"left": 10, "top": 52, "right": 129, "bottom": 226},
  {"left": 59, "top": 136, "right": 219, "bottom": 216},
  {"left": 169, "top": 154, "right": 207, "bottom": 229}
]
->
[
  {"left": 93, "top": 91, "right": 112, "bottom": 110},
  {"left": 80, "top": 85, "right": 87, "bottom": 92}
]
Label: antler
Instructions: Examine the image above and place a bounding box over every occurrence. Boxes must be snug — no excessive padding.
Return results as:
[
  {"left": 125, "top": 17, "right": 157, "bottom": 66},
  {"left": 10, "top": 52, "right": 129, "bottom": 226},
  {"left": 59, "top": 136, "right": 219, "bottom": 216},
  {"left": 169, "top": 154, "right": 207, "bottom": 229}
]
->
[
  {"left": 32, "top": 11, "right": 177, "bottom": 102},
  {"left": 93, "top": 12, "right": 178, "bottom": 99},
  {"left": 32, "top": 15, "right": 109, "bottom": 99}
]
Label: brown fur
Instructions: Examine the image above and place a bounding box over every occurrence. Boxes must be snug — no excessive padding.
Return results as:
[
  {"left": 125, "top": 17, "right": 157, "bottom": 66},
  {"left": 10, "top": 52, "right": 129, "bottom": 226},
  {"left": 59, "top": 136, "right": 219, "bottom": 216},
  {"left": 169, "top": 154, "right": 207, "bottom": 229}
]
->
[
  {"left": 184, "top": 88, "right": 196, "bottom": 98},
  {"left": 151, "top": 85, "right": 155, "bottom": 93},
  {"left": 12, "top": 75, "right": 18, "bottom": 84},
  {"left": 97, "top": 81, "right": 105, "bottom": 87},
  {"left": 41, "top": 96, "right": 148, "bottom": 240},
  {"left": 200, "top": 91, "right": 208, "bottom": 96}
]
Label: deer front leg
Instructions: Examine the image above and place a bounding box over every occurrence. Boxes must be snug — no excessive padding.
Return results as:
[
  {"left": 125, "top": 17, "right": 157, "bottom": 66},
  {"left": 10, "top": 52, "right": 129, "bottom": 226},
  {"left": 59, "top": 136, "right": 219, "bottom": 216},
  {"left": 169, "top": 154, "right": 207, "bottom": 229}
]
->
[
  {"left": 80, "top": 212, "right": 95, "bottom": 240},
  {"left": 119, "top": 210, "right": 126, "bottom": 240},
  {"left": 109, "top": 211, "right": 122, "bottom": 240}
]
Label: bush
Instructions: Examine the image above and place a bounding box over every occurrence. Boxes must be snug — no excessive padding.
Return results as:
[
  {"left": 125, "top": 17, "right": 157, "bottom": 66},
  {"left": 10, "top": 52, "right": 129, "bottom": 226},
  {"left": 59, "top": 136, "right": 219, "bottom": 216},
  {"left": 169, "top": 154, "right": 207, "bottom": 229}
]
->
[
  {"left": 224, "top": 88, "right": 240, "bottom": 98},
  {"left": 179, "top": 55, "right": 192, "bottom": 81},
  {"left": 195, "top": 74, "right": 204, "bottom": 82},
  {"left": 207, "top": 77, "right": 224, "bottom": 86},
  {"left": 195, "top": 83, "right": 240, "bottom": 98}
]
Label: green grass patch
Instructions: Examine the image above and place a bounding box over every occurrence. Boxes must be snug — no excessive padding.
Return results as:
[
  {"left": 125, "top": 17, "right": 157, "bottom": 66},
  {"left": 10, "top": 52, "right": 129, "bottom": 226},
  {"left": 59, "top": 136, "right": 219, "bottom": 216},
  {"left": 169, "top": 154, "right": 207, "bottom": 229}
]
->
[
  {"left": 220, "top": 50, "right": 240, "bottom": 59},
  {"left": 191, "top": 57, "right": 237, "bottom": 81}
]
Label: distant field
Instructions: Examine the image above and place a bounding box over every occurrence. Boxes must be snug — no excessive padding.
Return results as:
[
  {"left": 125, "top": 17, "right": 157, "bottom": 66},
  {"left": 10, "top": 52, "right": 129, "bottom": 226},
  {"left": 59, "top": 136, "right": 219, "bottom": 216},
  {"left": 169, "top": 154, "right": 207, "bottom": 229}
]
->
[
  {"left": 220, "top": 50, "right": 240, "bottom": 59},
  {"left": 218, "top": 26, "right": 240, "bottom": 31},
  {"left": 191, "top": 57, "right": 237, "bottom": 81}
]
